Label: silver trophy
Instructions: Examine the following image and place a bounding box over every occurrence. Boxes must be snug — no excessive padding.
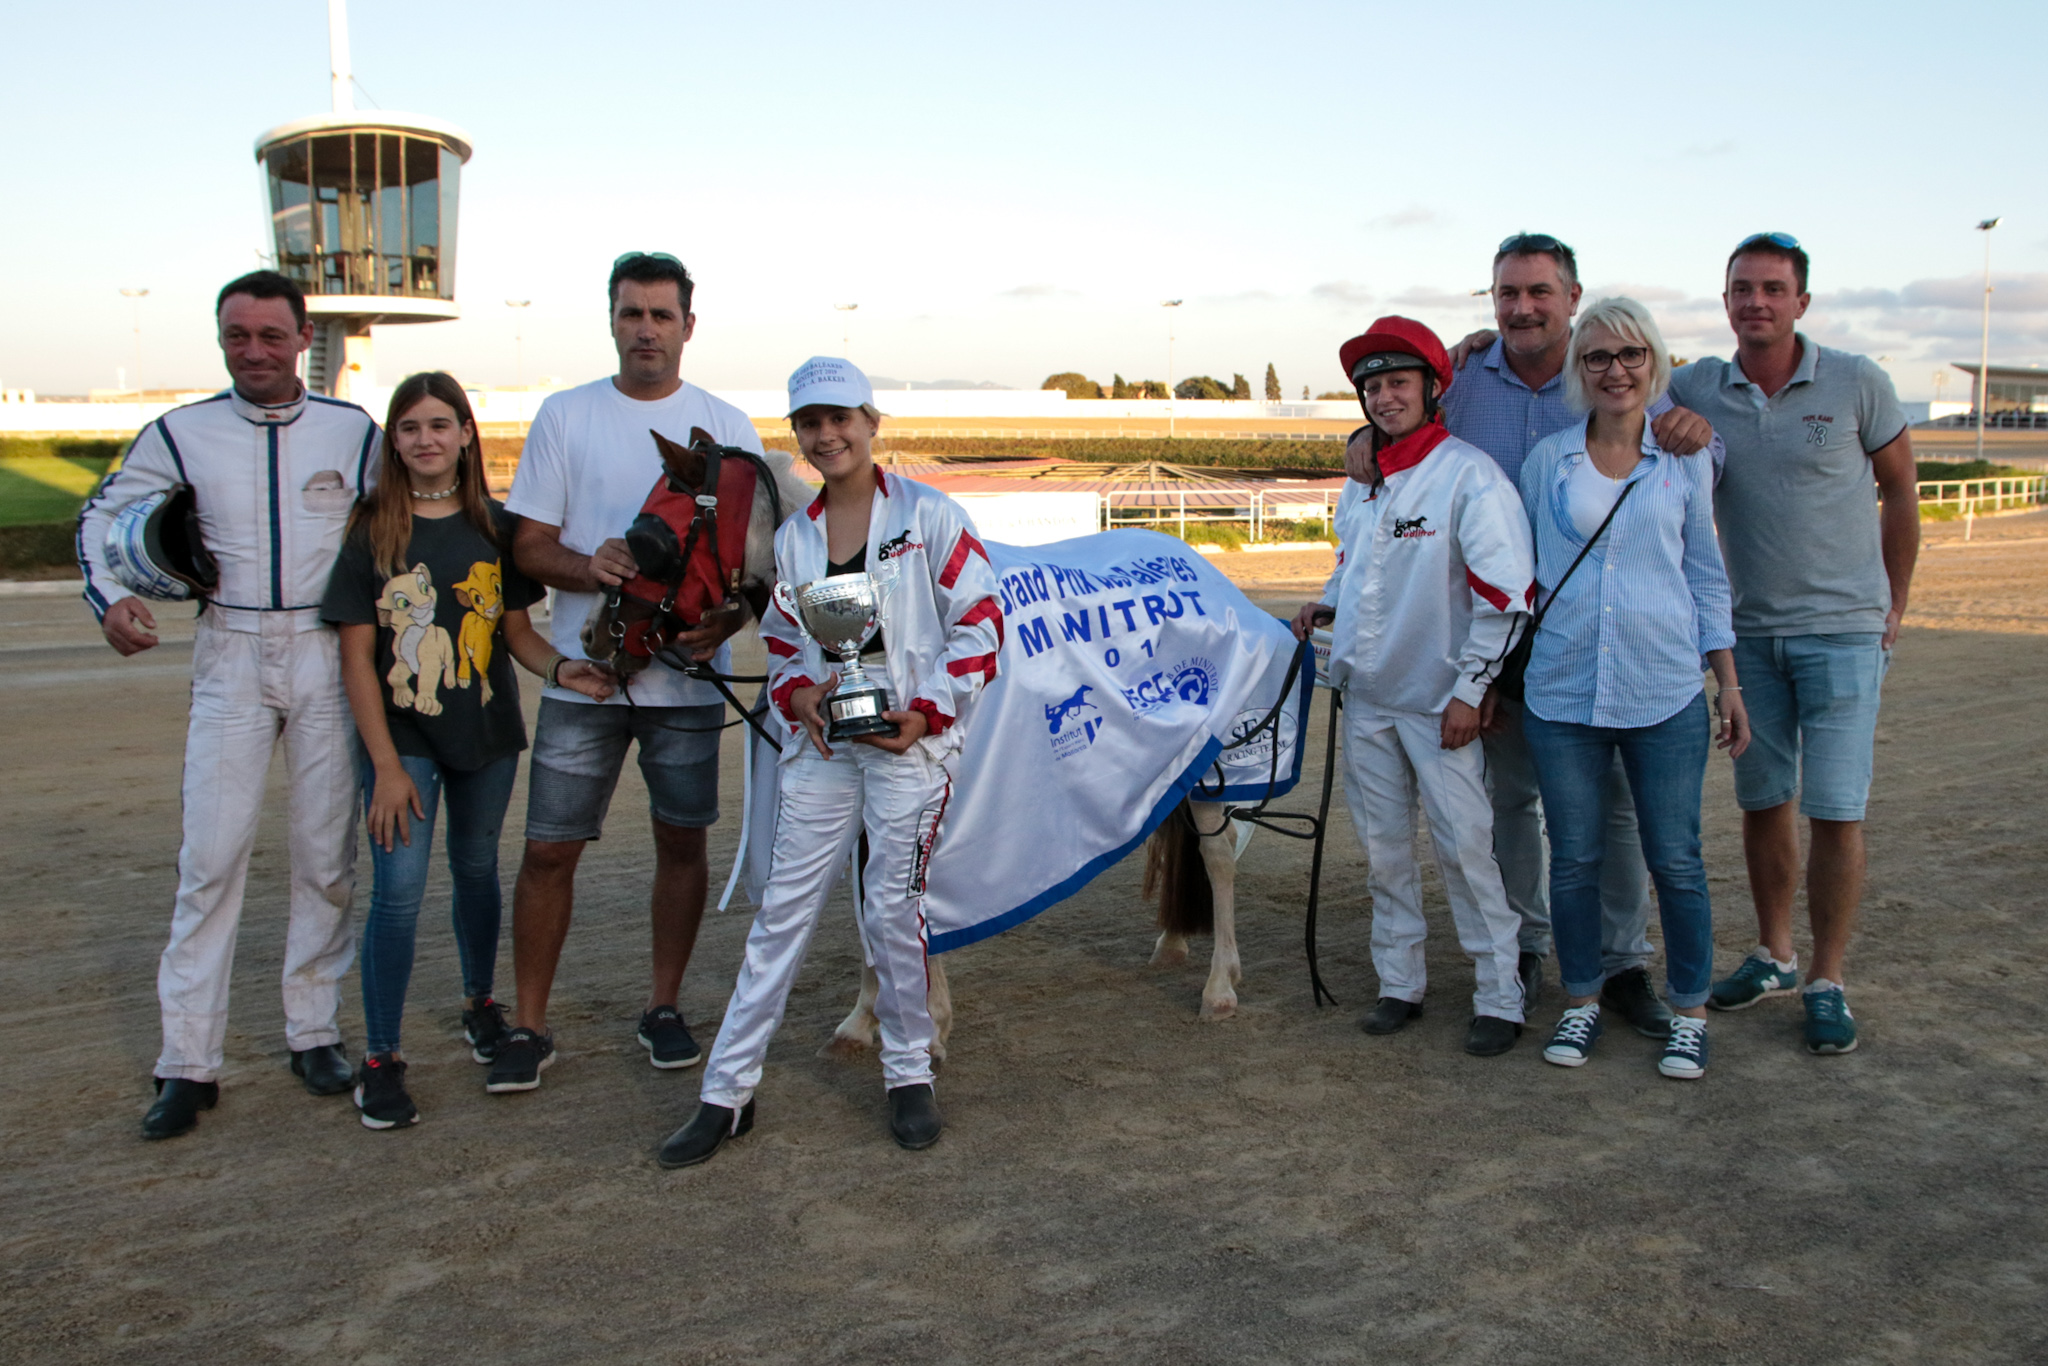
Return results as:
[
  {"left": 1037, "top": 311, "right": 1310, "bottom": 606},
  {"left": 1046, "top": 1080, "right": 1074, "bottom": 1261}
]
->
[{"left": 771, "top": 572, "right": 897, "bottom": 739}]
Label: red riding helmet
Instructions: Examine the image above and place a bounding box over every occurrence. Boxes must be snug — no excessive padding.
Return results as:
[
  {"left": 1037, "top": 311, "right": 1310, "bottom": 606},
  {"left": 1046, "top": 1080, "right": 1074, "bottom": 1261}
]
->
[{"left": 1337, "top": 316, "right": 1454, "bottom": 394}]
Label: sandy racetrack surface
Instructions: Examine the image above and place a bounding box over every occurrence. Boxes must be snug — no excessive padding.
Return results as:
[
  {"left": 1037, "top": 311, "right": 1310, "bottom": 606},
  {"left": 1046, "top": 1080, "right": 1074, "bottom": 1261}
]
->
[{"left": 3, "top": 516, "right": 2045, "bottom": 1363}]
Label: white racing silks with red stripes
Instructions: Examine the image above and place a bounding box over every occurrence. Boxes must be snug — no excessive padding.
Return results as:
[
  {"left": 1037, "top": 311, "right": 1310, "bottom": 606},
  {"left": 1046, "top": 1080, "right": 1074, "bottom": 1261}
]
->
[
  {"left": 1321, "top": 428, "right": 1534, "bottom": 712},
  {"left": 742, "top": 513, "right": 1311, "bottom": 953},
  {"left": 761, "top": 467, "right": 1006, "bottom": 755}
]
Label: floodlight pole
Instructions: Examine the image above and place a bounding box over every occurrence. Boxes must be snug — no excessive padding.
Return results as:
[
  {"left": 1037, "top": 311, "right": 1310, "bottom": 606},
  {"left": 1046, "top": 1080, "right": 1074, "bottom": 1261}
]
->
[
  {"left": 120, "top": 288, "right": 149, "bottom": 394},
  {"left": 1976, "top": 217, "right": 2000, "bottom": 463},
  {"left": 506, "top": 300, "right": 531, "bottom": 387},
  {"left": 1162, "top": 299, "right": 1182, "bottom": 439},
  {"left": 835, "top": 303, "right": 858, "bottom": 359}
]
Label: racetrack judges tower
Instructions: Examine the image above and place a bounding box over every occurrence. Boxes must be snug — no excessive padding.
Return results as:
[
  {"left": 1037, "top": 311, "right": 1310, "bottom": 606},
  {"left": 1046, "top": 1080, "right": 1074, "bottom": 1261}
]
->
[{"left": 253, "top": 0, "right": 472, "bottom": 402}]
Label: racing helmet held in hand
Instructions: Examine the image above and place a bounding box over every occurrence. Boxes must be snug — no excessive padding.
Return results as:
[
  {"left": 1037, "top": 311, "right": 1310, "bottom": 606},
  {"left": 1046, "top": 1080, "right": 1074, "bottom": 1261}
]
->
[{"left": 104, "top": 483, "right": 219, "bottom": 601}]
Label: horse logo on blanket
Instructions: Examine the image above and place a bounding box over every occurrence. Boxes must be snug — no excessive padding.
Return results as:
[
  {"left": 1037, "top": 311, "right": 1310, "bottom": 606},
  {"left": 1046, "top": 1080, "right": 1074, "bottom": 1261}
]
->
[{"left": 1045, "top": 685, "right": 1097, "bottom": 734}]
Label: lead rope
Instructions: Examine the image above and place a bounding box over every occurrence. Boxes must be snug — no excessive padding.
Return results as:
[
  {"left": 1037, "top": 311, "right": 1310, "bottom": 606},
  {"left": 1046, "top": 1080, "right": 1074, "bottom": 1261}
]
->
[{"left": 1170, "top": 633, "right": 1342, "bottom": 1007}]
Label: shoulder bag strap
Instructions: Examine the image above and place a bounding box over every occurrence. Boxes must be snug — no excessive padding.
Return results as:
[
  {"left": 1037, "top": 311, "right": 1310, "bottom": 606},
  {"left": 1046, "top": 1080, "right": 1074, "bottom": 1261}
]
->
[{"left": 1529, "top": 475, "right": 1635, "bottom": 632}]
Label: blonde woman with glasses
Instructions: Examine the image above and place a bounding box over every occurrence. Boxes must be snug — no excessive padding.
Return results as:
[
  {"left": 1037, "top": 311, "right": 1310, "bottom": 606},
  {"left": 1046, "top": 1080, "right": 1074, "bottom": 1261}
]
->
[{"left": 1511, "top": 298, "right": 1750, "bottom": 1080}]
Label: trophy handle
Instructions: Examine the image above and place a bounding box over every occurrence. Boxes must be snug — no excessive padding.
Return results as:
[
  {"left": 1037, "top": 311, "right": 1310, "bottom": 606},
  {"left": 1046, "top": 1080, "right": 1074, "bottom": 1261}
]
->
[{"left": 770, "top": 581, "right": 809, "bottom": 644}]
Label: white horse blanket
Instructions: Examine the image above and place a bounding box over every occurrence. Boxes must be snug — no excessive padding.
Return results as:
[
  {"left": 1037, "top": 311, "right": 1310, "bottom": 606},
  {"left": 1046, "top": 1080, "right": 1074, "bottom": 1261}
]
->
[{"left": 736, "top": 529, "right": 1311, "bottom": 952}]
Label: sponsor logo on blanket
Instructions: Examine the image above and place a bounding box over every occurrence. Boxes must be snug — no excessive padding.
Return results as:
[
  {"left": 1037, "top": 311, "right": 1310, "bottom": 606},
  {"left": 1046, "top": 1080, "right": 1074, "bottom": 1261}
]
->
[{"left": 1123, "top": 656, "right": 1219, "bottom": 714}]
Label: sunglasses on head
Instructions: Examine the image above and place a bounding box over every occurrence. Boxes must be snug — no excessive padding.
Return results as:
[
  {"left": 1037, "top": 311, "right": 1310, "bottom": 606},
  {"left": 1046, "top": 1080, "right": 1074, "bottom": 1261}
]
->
[
  {"left": 612, "top": 251, "right": 685, "bottom": 270},
  {"left": 1736, "top": 231, "right": 1800, "bottom": 251},
  {"left": 1498, "top": 232, "right": 1571, "bottom": 254}
]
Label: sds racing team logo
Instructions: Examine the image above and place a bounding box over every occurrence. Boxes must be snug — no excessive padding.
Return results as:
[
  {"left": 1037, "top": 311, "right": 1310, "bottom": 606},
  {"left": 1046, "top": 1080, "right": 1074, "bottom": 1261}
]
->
[
  {"left": 1220, "top": 706, "right": 1278, "bottom": 770},
  {"left": 1121, "top": 656, "right": 1219, "bottom": 715},
  {"left": 1046, "top": 685, "right": 1104, "bottom": 761}
]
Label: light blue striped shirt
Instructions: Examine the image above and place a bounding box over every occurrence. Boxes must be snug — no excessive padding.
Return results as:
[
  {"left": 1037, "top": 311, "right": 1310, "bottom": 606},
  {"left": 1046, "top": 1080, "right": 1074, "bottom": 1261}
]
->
[{"left": 1517, "top": 419, "right": 1735, "bottom": 729}]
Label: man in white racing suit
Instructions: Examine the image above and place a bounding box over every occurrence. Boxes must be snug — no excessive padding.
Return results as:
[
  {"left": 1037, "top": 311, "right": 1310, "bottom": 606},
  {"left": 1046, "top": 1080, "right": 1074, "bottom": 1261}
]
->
[
  {"left": 1293, "top": 316, "right": 1535, "bottom": 1056},
  {"left": 659, "top": 358, "right": 1003, "bottom": 1165},
  {"left": 78, "top": 271, "right": 378, "bottom": 1139}
]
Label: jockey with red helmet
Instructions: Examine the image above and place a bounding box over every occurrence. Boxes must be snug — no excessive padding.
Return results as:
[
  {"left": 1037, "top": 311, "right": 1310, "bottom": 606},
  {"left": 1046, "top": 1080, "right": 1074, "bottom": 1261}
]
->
[{"left": 1292, "top": 315, "right": 1537, "bottom": 1056}]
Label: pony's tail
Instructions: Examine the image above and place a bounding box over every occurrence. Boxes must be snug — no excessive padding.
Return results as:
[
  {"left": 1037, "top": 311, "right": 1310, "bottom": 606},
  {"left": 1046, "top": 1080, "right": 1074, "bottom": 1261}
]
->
[{"left": 1144, "top": 800, "right": 1214, "bottom": 937}]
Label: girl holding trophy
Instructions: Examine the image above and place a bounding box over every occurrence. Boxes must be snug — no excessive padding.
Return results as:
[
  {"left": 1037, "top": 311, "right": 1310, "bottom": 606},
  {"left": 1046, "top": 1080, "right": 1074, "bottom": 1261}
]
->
[{"left": 658, "top": 357, "right": 1004, "bottom": 1166}]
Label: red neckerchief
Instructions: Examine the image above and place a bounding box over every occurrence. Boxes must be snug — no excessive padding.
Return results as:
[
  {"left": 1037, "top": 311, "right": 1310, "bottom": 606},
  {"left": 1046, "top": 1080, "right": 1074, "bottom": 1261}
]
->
[{"left": 1373, "top": 417, "right": 1451, "bottom": 478}]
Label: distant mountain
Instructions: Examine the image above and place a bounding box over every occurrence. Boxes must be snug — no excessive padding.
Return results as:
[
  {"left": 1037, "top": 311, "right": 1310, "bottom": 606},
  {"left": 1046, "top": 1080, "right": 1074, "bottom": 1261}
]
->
[{"left": 866, "top": 377, "right": 1014, "bottom": 391}]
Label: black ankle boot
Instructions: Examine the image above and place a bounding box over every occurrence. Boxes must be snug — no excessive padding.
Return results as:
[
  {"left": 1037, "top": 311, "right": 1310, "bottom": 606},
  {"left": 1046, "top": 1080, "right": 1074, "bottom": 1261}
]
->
[
  {"left": 142, "top": 1077, "right": 218, "bottom": 1140},
  {"left": 887, "top": 1083, "right": 942, "bottom": 1150},
  {"left": 657, "top": 1100, "right": 755, "bottom": 1169}
]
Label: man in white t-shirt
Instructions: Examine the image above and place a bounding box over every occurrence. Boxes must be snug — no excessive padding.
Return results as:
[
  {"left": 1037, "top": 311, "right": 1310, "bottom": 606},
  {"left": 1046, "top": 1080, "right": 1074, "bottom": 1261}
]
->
[{"left": 491, "top": 252, "right": 770, "bottom": 1094}]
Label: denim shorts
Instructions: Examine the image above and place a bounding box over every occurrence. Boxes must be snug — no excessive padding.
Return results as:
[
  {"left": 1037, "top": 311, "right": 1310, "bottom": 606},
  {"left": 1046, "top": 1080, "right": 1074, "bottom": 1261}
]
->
[
  {"left": 526, "top": 697, "right": 722, "bottom": 842},
  {"left": 1731, "top": 633, "right": 1889, "bottom": 822}
]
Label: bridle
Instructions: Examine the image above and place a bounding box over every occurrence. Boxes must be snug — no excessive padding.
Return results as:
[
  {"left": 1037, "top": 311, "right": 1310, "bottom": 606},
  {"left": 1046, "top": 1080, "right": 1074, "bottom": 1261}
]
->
[{"left": 597, "top": 434, "right": 792, "bottom": 751}]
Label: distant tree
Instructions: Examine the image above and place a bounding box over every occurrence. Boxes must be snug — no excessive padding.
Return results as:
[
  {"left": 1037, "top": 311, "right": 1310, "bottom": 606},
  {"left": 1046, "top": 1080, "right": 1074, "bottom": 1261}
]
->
[
  {"left": 1141, "top": 380, "right": 1171, "bottom": 399},
  {"left": 1175, "top": 375, "right": 1231, "bottom": 401},
  {"left": 1110, "top": 373, "right": 1130, "bottom": 399},
  {"left": 1265, "top": 363, "right": 1281, "bottom": 401},
  {"left": 1230, "top": 373, "right": 1251, "bottom": 400},
  {"left": 1301, "top": 385, "right": 1310, "bottom": 400},
  {"left": 1315, "top": 390, "right": 1355, "bottom": 401},
  {"left": 1042, "top": 371, "right": 1104, "bottom": 399}
]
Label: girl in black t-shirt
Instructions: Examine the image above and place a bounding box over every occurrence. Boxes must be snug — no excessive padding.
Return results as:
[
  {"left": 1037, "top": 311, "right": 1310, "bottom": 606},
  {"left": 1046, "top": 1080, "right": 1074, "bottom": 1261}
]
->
[{"left": 323, "top": 371, "right": 614, "bottom": 1130}]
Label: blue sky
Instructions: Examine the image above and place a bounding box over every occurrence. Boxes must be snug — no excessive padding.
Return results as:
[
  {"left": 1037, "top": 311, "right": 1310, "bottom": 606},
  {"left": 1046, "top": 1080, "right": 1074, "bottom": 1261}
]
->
[{"left": 5, "top": 0, "right": 2044, "bottom": 401}]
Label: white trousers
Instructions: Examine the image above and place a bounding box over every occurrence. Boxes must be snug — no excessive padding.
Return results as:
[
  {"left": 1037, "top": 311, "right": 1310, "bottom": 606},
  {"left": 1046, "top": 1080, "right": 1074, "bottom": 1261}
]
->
[
  {"left": 156, "top": 615, "right": 360, "bottom": 1081},
  {"left": 701, "top": 741, "right": 949, "bottom": 1109},
  {"left": 1340, "top": 699, "right": 1524, "bottom": 1022}
]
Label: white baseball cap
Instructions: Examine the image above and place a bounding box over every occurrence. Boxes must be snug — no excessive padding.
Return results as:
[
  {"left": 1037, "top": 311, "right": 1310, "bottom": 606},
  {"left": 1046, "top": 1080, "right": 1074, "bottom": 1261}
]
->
[{"left": 786, "top": 356, "right": 875, "bottom": 417}]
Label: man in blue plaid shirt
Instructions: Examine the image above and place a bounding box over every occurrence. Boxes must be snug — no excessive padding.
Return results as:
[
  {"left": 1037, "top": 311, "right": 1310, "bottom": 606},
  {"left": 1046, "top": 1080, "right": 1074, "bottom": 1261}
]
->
[{"left": 1436, "top": 233, "right": 1717, "bottom": 1036}]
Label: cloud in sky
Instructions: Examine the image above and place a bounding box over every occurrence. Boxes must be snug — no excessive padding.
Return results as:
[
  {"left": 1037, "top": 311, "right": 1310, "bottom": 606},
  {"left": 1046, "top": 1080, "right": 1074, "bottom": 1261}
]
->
[
  {"left": 1679, "top": 139, "right": 1736, "bottom": 158},
  {"left": 1823, "top": 274, "right": 2048, "bottom": 312},
  {"left": 1368, "top": 204, "right": 1439, "bottom": 230},
  {"left": 1390, "top": 286, "right": 1482, "bottom": 310},
  {"left": 1585, "top": 283, "right": 1691, "bottom": 305},
  {"left": 1311, "top": 280, "right": 1375, "bottom": 306},
  {"left": 997, "top": 283, "right": 1076, "bottom": 300}
]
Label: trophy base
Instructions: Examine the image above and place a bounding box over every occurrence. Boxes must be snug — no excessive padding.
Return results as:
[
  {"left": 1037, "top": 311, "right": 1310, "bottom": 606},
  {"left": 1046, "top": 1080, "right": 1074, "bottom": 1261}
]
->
[
  {"left": 828, "top": 714, "right": 901, "bottom": 741},
  {"left": 826, "top": 685, "right": 899, "bottom": 741}
]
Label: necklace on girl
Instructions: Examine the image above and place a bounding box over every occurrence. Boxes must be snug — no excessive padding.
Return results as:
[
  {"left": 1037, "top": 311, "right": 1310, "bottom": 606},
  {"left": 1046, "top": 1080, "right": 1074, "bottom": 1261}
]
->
[{"left": 410, "top": 485, "right": 458, "bottom": 501}]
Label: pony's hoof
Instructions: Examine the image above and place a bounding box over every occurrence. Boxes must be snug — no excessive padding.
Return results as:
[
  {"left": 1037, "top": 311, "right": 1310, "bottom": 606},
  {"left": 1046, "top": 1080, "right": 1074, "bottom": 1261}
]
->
[
  {"left": 1150, "top": 942, "right": 1190, "bottom": 969},
  {"left": 818, "top": 1034, "right": 873, "bottom": 1062},
  {"left": 1200, "top": 995, "right": 1238, "bottom": 1021}
]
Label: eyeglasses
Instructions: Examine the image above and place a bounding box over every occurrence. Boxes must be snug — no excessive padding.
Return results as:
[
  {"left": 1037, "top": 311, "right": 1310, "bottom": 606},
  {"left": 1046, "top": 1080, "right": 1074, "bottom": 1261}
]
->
[
  {"left": 1498, "top": 232, "right": 1571, "bottom": 254},
  {"left": 612, "top": 251, "right": 685, "bottom": 271},
  {"left": 1736, "top": 231, "right": 1800, "bottom": 251},
  {"left": 1581, "top": 346, "right": 1651, "bottom": 373}
]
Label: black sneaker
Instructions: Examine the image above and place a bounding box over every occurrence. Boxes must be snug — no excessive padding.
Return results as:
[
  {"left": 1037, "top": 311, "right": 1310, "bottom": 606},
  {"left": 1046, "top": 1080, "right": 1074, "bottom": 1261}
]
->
[
  {"left": 1601, "top": 967, "right": 1676, "bottom": 1039},
  {"left": 485, "top": 1028, "right": 555, "bottom": 1094},
  {"left": 464, "top": 997, "right": 510, "bottom": 1064},
  {"left": 355, "top": 1053, "right": 420, "bottom": 1129},
  {"left": 637, "top": 1006, "right": 703, "bottom": 1071}
]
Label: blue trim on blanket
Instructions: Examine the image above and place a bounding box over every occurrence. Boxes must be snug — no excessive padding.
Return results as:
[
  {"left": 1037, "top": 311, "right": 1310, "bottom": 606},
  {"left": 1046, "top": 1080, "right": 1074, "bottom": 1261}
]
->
[{"left": 927, "top": 732, "right": 1227, "bottom": 955}]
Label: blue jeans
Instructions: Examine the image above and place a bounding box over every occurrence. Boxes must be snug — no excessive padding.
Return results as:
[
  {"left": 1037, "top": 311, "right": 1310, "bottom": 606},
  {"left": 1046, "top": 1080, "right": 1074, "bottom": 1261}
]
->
[
  {"left": 1483, "top": 705, "right": 1653, "bottom": 974},
  {"left": 359, "top": 752, "right": 518, "bottom": 1056},
  {"left": 1523, "top": 693, "right": 1714, "bottom": 1009},
  {"left": 1731, "top": 633, "right": 1888, "bottom": 822}
]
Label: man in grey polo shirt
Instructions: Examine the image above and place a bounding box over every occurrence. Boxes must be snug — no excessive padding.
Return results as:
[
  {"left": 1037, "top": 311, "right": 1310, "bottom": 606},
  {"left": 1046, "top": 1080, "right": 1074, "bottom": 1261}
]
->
[
  {"left": 1668, "top": 233, "right": 1919, "bottom": 1056},
  {"left": 1436, "top": 233, "right": 1714, "bottom": 1037}
]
